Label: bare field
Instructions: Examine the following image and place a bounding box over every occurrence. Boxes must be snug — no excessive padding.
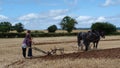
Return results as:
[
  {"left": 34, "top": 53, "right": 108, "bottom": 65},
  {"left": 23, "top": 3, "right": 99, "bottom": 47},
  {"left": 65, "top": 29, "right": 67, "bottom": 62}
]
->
[{"left": 0, "top": 35, "right": 120, "bottom": 68}]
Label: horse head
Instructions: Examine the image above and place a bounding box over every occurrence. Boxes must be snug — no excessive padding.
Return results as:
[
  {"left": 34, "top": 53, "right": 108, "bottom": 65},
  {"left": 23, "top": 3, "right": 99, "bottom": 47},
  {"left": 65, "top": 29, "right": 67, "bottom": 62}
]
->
[
  {"left": 91, "top": 29, "right": 105, "bottom": 39},
  {"left": 99, "top": 30, "right": 105, "bottom": 38}
]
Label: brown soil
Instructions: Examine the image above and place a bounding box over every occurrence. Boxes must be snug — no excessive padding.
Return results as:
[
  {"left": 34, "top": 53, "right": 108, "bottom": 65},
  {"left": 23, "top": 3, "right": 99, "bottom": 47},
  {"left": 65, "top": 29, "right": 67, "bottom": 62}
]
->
[
  {"left": 6, "top": 48, "right": 120, "bottom": 67},
  {"left": 33, "top": 48, "right": 120, "bottom": 60}
]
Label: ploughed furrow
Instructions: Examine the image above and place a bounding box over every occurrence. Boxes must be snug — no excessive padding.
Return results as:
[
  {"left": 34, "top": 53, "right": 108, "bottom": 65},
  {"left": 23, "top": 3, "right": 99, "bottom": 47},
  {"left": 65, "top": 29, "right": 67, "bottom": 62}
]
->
[{"left": 36, "top": 48, "right": 120, "bottom": 60}]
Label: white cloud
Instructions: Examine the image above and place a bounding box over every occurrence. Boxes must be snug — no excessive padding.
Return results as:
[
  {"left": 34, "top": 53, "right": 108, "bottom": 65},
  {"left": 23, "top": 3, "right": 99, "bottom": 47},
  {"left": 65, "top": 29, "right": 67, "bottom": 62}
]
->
[
  {"left": 76, "top": 16, "right": 93, "bottom": 22},
  {"left": 18, "top": 9, "right": 69, "bottom": 30},
  {"left": 18, "top": 9, "right": 69, "bottom": 21},
  {"left": 76, "top": 16, "right": 106, "bottom": 23},
  {"left": 76, "top": 15, "right": 120, "bottom": 28},
  {"left": 19, "top": 13, "right": 39, "bottom": 21},
  {"left": 76, "top": 16, "right": 107, "bottom": 28},
  {"left": 102, "top": 0, "right": 120, "bottom": 6},
  {"left": 53, "top": 15, "right": 65, "bottom": 20},
  {"left": 103, "top": 0, "right": 113, "bottom": 6},
  {"left": 0, "top": 15, "right": 9, "bottom": 21},
  {"left": 95, "top": 16, "right": 106, "bottom": 22},
  {"left": 0, "top": 13, "right": 120, "bottom": 30},
  {"left": 19, "top": 13, "right": 119, "bottom": 29},
  {"left": 44, "top": 9, "right": 68, "bottom": 17}
]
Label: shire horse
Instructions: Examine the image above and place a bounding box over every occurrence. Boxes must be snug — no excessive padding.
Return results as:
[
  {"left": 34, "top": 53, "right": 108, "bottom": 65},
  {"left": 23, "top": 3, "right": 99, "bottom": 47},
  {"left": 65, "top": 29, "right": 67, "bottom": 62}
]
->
[{"left": 77, "top": 30, "right": 105, "bottom": 51}]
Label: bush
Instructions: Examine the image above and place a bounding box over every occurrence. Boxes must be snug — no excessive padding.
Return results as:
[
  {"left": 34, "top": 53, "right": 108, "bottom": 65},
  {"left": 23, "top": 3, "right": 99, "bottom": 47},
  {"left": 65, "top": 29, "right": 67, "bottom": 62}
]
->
[
  {"left": 91, "top": 22, "right": 117, "bottom": 34},
  {"left": 47, "top": 25, "right": 57, "bottom": 33},
  {"left": 14, "top": 23, "right": 25, "bottom": 33},
  {"left": 0, "top": 22, "right": 12, "bottom": 33}
]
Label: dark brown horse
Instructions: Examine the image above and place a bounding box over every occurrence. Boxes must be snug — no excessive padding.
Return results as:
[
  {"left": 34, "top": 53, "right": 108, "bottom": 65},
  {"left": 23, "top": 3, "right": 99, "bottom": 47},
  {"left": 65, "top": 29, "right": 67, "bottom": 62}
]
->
[{"left": 77, "top": 30, "right": 105, "bottom": 51}]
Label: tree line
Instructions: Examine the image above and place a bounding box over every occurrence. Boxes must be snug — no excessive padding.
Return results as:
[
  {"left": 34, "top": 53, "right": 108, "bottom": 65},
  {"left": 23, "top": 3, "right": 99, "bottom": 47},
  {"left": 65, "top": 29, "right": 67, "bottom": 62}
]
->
[
  {"left": 0, "top": 22, "right": 25, "bottom": 33},
  {"left": 0, "top": 16, "right": 118, "bottom": 35},
  {"left": 48, "top": 16, "right": 117, "bottom": 35}
]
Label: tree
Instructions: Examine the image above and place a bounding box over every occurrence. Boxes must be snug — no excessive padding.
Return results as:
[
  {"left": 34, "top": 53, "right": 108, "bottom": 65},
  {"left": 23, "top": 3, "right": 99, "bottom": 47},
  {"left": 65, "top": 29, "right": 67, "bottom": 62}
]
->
[
  {"left": 14, "top": 23, "right": 25, "bottom": 33},
  {"left": 0, "top": 22, "right": 12, "bottom": 33},
  {"left": 60, "top": 16, "right": 77, "bottom": 33},
  {"left": 47, "top": 25, "right": 57, "bottom": 33},
  {"left": 91, "top": 22, "right": 117, "bottom": 34}
]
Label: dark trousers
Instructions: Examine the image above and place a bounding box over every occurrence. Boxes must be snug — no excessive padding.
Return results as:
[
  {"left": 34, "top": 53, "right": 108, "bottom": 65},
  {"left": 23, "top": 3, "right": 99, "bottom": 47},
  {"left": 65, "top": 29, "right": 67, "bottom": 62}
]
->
[
  {"left": 22, "top": 42, "right": 32, "bottom": 58},
  {"left": 22, "top": 47, "right": 32, "bottom": 58},
  {"left": 28, "top": 47, "right": 32, "bottom": 57},
  {"left": 22, "top": 48, "right": 26, "bottom": 58}
]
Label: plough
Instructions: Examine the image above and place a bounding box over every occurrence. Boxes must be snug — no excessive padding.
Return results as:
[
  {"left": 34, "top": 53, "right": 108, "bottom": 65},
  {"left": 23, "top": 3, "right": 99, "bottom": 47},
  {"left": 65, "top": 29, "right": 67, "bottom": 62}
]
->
[{"left": 32, "top": 47, "right": 64, "bottom": 55}]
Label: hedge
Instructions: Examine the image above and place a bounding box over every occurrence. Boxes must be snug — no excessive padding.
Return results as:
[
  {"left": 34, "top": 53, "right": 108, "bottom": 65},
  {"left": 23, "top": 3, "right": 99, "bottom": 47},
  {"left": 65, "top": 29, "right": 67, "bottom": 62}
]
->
[
  {"left": 107, "top": 32, "right": 120, "bottom": 35},
  {"left": 0, "top": 33, "right": 78, "bottom": 38},
  {"left": 0, "top": 33, "right": 25, "bottom": 38},
  {"left": 0, "top": 32, "right": 120, "bottom": 38}
]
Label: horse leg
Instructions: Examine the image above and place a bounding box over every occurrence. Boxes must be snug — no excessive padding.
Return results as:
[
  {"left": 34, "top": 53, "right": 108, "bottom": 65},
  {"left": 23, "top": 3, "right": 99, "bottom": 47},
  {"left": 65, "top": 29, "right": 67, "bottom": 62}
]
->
[
  {"left": 84, "top": 41, "right": 89, "bottom": 51},
  {"left": 85, "top": 44, "right": 89, "bottom": 51},
  {"left": 77, "top": 35, "right": 81, "bottom": 51},
  {"left": 89, "top": 43, "right": 92, "bottom": 50},
  {"left": 78, "top": 42, "right": 83, "bottom": 51},
  {"left": 81, "top": 43, "right": 83, "bottom": 50},
  {"left": 95, "top": 42, "right": 99, "bottom": 49},
  {"left": 78, "top": 40, "right": 84, "bottom": 51},
  {"left": 77, "top": 40, "right": 80, "bottom": 51},
  {"left": 93, "top": 42, "right": 96, "bottom": 49}
]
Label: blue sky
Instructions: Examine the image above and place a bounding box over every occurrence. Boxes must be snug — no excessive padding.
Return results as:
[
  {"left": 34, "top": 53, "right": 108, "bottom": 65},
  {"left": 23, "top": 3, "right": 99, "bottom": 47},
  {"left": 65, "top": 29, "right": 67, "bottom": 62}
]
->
[{"left": 0, "top": 0, "right": 120, "bottom": 30}]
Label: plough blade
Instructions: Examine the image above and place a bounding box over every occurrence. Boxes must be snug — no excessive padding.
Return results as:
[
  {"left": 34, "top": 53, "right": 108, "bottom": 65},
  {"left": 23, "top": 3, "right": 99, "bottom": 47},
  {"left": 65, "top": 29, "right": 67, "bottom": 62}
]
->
[{"left": 32, "top": 47, "right": 48, "bottom": 54}]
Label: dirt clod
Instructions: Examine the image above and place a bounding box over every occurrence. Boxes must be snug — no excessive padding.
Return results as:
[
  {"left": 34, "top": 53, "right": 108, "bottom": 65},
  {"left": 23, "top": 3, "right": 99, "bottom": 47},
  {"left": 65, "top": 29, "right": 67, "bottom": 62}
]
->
[{"left": 37, "top": 48, "right": 120, "bottom": 60}]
